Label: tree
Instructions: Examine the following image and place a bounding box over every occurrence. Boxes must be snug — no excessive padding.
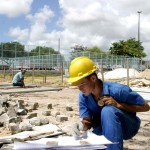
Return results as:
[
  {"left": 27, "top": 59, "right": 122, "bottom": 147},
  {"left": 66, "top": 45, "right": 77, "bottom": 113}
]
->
[
  {"left": 0, "top": 42, "right": 27, "bottom": 58},
  {"left": 85, "top": 46, "right": 104, "bottom": 53},
  {"left": 70, "top": 46, "right": 107, "bottom": 61},
  {"left": 109, "top": 38, "right": 146, "bottom": 58},
  {"left": 29, "top": 46, "right": 60, "bottom": 56},
  {"left": 72, "top": 45, "right": 87, "bottom": 51}
]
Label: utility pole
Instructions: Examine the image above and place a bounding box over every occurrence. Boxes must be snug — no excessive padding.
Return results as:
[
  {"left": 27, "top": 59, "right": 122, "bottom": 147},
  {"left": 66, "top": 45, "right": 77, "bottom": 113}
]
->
[
  {"left": 137, "top": 11, "right": 142, "bottom": 68},
  {"left": 137, "top": 11, "right": 142, "bottom": 43}
]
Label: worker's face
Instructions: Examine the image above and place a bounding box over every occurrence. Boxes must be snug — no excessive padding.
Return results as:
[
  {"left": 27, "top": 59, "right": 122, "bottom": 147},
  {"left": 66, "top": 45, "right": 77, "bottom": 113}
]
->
[
  {"left": 77, "top": 75, "right": 96, "bottom": 96},
  {"left": 22, "top": 70, "right": 26, "bottom": 74}
]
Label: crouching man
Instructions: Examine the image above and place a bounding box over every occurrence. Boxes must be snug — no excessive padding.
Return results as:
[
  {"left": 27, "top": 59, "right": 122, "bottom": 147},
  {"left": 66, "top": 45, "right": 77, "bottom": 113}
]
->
[
  {"left": 68, "top": 56, "right": 150, "bottom": 150},
  {"left": 12, "top": 69, "right": 26, "bottom": 88}
]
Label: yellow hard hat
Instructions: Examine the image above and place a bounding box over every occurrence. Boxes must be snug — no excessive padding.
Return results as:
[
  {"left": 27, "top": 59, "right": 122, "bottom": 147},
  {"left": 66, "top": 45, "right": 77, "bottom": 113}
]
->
[{"left": 68, "top": 56, "right": 97, "bottom": 85}]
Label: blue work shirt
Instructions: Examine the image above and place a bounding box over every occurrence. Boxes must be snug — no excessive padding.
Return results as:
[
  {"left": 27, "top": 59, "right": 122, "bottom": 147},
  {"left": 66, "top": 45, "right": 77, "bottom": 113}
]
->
[
  {"left": 12, "top": 72, "right": 24, "bottom": 84},
  {"left": 79, "top": 80, "right": 145, "bottom": 119}
]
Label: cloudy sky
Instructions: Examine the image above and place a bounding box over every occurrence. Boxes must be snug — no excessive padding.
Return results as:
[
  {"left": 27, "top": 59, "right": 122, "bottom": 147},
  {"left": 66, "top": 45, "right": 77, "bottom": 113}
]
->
[{"left": 0, "top": 0, "right": 150, "bottom": 58}]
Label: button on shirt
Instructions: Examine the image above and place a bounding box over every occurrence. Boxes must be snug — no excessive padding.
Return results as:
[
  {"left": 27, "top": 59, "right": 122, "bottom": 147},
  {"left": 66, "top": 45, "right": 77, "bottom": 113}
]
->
[
  {"left": 79, "top": 80, "right": 145, "bottom": 119},
  {"left": 12, "top": 72, "right": 24, "bottom": 84}
]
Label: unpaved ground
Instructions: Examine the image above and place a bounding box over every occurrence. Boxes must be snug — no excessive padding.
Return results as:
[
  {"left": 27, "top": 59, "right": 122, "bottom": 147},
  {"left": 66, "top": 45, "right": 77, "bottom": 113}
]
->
[
  {"left": 0, "top": 87, "right": 150, "bottom": 150},
  {"left": 0, "top": 69, "right": 150, "bottom": 149}
]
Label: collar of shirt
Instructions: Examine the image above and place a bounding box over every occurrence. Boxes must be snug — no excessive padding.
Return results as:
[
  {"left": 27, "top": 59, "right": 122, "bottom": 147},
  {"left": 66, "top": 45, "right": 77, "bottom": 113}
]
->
[{"left": 101, "top": 81, "right": 110, "bottom": 96}]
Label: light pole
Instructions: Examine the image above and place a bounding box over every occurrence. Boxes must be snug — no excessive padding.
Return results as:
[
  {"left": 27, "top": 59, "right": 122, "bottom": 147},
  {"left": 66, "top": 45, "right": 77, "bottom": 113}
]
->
[
  {"left": 137, "top": 11, "right": 142, "bottom": 43},
  {"left": 137, "top": 11, "right": 142, "bottom": 68}
]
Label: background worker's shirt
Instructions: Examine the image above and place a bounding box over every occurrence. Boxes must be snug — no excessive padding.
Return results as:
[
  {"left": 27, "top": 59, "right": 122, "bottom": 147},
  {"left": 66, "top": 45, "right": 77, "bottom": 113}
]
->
[
  {"left": 12, "top": 72, "right": 24, "bottom": 84},
  {"left": 79, "top": 80, "right": 145, "bottom": 119}
]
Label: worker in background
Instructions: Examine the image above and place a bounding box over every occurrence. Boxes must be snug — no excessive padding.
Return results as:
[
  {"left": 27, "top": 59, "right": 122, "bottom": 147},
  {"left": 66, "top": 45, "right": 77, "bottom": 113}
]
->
[
  {"left": 68, "top": 56, "right": 150, "bottom": 150},
  {"left": 12, "top": 69, "right": 26, "bottom": 88}
]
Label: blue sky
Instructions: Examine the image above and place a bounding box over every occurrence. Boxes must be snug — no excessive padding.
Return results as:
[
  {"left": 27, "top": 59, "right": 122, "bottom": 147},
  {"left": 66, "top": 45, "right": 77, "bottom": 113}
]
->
[
  {"left": 0, "top": 0, "right": 62, "bottom": 42},
  {"left": 0, "top": 0, "right": 150, "bottom": 58}
]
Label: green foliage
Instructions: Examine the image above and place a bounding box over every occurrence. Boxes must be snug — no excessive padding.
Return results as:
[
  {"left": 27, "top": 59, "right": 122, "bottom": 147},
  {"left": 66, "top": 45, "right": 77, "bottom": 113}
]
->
[
  {"left": 70, "top": 46, "right": 107, "bottom": 60},
  {"left": 29, "top": 46, "right": 60, "bottom": 56},
  {"left": 0, "top": 42, "right": 27, "bottom": 58},
  {"left": 109, "top": 38, "right": 146, "bottom": 58},
  {"left": 85, "top": 46, "right": 104, "bottom": 53},
  {"left": 72, "top": 45, "right": 86, "bottom": 51},
  {"left": 0, "top": 42, "right": 61, "bottom": 58}
]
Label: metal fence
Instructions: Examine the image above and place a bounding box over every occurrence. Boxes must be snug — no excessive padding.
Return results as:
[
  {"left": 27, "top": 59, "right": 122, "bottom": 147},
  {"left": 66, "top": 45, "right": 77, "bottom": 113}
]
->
[
  {"left": 70, "top": 52, "right": 146, "bottom": 70},
  {"left": 0, "top": 51, "right": 150, "bottom": 86},
  {"left": 0, "top": 51, "right": 149, "bottom": 71}
]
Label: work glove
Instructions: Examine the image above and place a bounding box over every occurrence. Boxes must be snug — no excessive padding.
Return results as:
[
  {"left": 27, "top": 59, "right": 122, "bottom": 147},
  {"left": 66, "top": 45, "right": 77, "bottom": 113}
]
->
[{"left": 72, "top": 120, "right": 91, "bottom": 140}]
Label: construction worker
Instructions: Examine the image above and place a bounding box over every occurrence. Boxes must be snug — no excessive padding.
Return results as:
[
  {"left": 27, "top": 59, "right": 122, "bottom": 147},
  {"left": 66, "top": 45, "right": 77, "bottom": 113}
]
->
[
  {"left": 68, "top": 56, "right": 150, "bottom": 150},
  {"left": 12, "top": 69, "right": 26, "bottom": 88}
]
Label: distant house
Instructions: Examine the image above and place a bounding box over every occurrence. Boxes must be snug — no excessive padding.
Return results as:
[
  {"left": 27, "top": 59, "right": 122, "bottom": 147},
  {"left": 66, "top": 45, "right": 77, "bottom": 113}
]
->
[{"left": 0, "top": 60, "right": 9, "bottom": 70}]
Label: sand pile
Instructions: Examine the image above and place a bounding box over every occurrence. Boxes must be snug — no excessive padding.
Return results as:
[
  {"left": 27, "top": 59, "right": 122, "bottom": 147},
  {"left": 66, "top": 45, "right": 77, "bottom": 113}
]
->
[
  {"left": 136, "top": 69, "right": 150, "bottom": 78},
  {"left": 98, "top": 68, "right": 139, "bottom": 80}
]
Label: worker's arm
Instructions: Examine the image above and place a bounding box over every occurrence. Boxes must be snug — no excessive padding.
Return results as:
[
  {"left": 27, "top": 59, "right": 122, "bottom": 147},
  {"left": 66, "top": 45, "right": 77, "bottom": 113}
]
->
[
  {"left": 72, "top": 117, "right": 92, "bottom": 138},
  {"left": 80, "top": 117, "right": 92, "bottom": 131},
  {"left": 116, "top": 101, "right": 150, "bottom": 112},
  {"left": 101, "top": 96, "right": 150, "bottom": 112},
  {"left": 22, "top": 81, "right": 25, "bottom": 88},
  {"left": 20, "top": 78, "right": 25, "bottom": 88}
]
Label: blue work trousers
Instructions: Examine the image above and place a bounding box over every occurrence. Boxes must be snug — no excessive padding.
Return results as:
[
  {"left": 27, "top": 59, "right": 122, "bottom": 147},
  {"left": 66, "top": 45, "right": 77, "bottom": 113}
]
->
[
  {"left": 92, "top": 106, "right": 141, "bottom": 150},
  {"left": 13, "top": 82, "right": 23, "bottom": 87}
]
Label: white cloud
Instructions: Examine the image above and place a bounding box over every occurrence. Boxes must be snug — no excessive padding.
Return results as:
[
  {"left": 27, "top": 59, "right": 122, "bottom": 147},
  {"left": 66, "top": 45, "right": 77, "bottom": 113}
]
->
[
  {"left": 8, "top": 27, "right": 29, "bottom": 41},
  {"left": 0, "top": 0, "right": 33, "bottom": 17},
  {"left": 57, "top": 0, "right": 150, "bottom": 57},
  {"left": 108, "top": 0, "right": 150, "bottom": 15},
  {"left": 58, "top": 0, "right": 127, "bottom": 51},
  {"left": 5, "top": 0, "right": 150, "bottom": 58},
  {"left": 26, "top": 5, "right": 54, "bottom": 42}
]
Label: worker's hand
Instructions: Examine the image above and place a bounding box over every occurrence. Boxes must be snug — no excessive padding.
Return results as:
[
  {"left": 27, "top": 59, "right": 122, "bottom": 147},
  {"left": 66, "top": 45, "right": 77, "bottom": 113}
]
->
[
  {"left": 72, "top": 122, "right": 87, "bottom": 140},
  {"left": 101, "top": 96, "right": 119, "bottom": 108}
]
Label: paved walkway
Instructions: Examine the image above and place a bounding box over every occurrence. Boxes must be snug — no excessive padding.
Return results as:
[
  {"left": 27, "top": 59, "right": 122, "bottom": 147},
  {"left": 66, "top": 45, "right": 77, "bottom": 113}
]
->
[
  {"left": 124, "top": 87, "right": 150, "bottom": 149},
  {"left": 131, "top": 87, "right": 150, "bottom": 101}
]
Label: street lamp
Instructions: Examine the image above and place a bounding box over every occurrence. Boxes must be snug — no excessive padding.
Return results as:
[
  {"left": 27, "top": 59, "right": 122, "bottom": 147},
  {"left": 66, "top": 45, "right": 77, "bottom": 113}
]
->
[
  {"left": 137, "top": 11, "right": 142, "bottom": 67},
  {"left": 137, "top": 11, "right": 142, "bottom": 43}
]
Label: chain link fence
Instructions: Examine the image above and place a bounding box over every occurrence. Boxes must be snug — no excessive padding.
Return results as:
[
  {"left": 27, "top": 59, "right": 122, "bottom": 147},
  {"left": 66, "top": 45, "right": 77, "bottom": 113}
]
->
[
  {"left": 0, "top": 50, "right": 149, "bottom": 70},
  {"left": 0, "top": 46, "right": 150, "bottom": 84}
]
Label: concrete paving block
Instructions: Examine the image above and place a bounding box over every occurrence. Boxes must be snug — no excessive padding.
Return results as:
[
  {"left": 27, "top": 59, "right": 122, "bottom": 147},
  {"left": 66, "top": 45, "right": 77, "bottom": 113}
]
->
[
  {"left": 0, "top": 113, "right": 9, "bottom": 126},
  {"left": 47, "top": 103, "right": 52, "bottom": 109},
  {"left": 56, "top": 115, "right": 68, "bottom": 122},
  {"left": 29, "top": 117, "right": 41, "bottom": 126},
  {"left": 26, "top": 113, "right": 37, "bottom": 119},
  {"left": 7, "top": 106, "right": 17, "bottom": 118},
  {"left": 40, "top": 117, "right": 49, "bottom": 125},
  {"left": 42, "top": 110, "right": 51, "bottom": 116},
  {"left": 51, "top": 111, "right": 60, "bottom": 117},
  {"left": 9, "top": 123, "right": 19, "bottom": 134},
  {"left": 32, "top": 102, "right": 39, "bottom": 110}
]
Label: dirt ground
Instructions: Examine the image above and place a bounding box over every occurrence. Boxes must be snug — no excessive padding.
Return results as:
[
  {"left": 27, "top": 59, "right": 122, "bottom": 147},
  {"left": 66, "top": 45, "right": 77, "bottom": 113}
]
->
[{"left": 0, "top": 69, "right": 150, "bottom": 149}]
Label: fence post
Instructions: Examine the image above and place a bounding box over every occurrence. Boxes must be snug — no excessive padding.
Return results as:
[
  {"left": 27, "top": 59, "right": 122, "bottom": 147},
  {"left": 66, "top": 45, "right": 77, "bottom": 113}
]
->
[
  {"left": 101, "top": 63, "right": 104, "bottom": 81},
  {"left": 3, "top": 66, "right": 5, "bottom": 79},
  {"left": 126, "top": 58, "right": 129, "bottom": 86},
  {"left": 32, "top": 65, "right": 35, "bottom": 84},
  {"left": 61, "top": 58, "right": 64, "bottom": 84},
  {"left": 44, "top": 65, "right": 46, "bottom": 83}
]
